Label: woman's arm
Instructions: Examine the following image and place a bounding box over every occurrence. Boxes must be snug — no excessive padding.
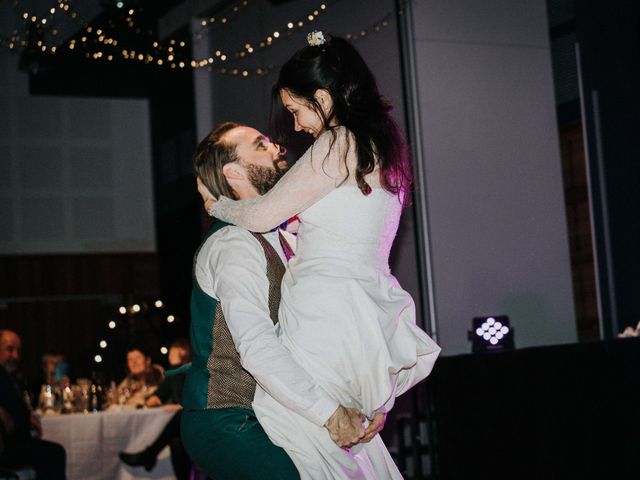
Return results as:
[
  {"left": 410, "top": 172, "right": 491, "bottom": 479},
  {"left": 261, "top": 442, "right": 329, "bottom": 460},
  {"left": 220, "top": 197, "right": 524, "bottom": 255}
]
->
[{"left": 209, "top": 128, "right": 351, "bottom": 232}]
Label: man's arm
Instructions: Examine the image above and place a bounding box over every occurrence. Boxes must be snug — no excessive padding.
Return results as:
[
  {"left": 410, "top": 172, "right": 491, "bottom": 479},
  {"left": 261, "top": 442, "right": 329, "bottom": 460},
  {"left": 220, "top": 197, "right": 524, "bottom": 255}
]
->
[
  {"left": 148, "top": 377, "right": 171, "bottom": 406},
  {"left": 198, "top": 226, "right": 367, "bottom": 449},
  {"left": 198, "top": 227, "right": 339, "bottom": 426}
]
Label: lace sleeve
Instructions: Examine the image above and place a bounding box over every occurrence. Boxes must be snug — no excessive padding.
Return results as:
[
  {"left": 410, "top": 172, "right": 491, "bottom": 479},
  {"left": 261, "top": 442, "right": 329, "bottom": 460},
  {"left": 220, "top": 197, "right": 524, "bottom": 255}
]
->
[{"left": 210, "top": 127, "right": 352, "bottom": 232}]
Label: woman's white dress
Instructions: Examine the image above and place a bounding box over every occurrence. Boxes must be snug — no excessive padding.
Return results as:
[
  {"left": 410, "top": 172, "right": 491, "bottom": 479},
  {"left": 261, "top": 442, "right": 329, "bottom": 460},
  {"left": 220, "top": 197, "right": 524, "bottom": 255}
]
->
[{"left": 211, "top": 127, "right": 441, "bottom": 479}]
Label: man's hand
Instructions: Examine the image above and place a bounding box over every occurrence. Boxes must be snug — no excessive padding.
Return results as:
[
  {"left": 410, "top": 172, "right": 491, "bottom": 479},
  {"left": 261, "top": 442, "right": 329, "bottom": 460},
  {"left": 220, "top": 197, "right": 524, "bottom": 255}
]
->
[
  {"left": 0, "top": 407, "right": 15, "bottom": 434},
  {"left": 30, "top": 414, "right": 42, "bottom": 437},
  {"left": 324, "top": 406, "right": 365, "bottom": 448},
  {"left": 359, "top": 410, "right": 387, "bottom": 444},
  {"left": 145, "top": 395, "right": 162, "bottom": 408},
  {"left": 196, "top": 177, "right": 216, "bottom": 213}
]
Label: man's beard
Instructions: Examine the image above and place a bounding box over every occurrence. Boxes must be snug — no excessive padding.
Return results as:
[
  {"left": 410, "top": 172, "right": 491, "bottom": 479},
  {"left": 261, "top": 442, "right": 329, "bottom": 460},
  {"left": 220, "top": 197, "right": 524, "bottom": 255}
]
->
[
  {"left": 1, "top": 360, "right": 18, "bottom": 374},
  {"left": 245, "top": 157, "right": 288, "bottom": 195}
]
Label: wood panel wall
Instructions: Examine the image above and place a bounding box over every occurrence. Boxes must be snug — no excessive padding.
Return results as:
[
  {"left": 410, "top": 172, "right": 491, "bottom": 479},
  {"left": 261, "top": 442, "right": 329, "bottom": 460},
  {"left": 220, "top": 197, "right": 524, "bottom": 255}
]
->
[
  {"left": 559, "top": 123, "right": 599, "bottom": 340},
  {"left": 0, "top": 253, "right": 160, "bottom": 383}
]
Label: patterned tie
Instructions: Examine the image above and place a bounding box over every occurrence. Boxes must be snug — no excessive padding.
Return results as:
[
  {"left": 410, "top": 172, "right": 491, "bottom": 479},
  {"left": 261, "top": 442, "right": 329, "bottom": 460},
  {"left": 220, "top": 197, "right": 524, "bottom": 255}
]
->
[{"left": 278, "top": 230, "right": 295, "bottom": 261}]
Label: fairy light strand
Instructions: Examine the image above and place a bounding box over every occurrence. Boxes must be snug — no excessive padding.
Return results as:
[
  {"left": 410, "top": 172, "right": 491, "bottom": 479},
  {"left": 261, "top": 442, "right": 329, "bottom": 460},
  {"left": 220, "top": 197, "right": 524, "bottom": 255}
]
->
[
  {"left": 193, "top": 0, "right": 251, "bottom": 38},
  {"left": 1, "top": 0, "right": 402, "bottom": 77},
  {"left": 194, "top": 3, "right": 328, "bottom": 67}
]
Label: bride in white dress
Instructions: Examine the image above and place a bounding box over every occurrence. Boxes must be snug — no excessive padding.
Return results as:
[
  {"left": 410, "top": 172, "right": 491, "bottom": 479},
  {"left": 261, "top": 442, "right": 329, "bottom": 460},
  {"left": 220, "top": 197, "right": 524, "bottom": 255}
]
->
[{"left": 203, "top": 33, "right": 440, "bottom": 479}]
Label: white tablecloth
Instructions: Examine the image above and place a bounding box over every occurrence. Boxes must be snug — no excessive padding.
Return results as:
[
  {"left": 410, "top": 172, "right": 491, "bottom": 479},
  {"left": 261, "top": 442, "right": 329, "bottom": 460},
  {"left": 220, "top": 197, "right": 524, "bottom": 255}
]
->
[{"left": 41, "top": 407, "right": 178, "bottom": 480}]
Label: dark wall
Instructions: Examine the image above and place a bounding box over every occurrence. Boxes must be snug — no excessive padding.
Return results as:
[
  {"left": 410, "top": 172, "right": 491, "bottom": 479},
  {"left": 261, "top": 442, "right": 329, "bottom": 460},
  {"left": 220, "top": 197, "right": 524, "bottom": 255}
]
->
[
  {"left": 431, "top": 339, "right": 640, "bottom": 480},
  {"left": 575, "top": 1, "right": 640, "bottom": 336}
]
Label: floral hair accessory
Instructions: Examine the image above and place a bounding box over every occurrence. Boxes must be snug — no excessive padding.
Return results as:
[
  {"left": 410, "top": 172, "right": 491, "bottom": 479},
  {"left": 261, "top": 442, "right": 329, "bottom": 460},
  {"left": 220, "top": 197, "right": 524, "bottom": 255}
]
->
[{"left": 307, "top": 31, "right": 326, "bottom": 47}]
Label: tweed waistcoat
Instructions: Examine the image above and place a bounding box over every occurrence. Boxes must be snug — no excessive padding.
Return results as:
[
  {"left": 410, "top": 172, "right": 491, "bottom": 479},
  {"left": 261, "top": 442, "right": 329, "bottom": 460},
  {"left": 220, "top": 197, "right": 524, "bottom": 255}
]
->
[{"left": 183, "top": 222, "right": 285, "bottom": 411}]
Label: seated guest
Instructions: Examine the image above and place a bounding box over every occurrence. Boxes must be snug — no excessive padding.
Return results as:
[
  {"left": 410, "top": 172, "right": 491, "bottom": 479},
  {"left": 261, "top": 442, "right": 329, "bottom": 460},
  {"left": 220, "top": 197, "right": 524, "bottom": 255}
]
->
[
  {"left": 117, "top": 345, "right": 163, "bottom": 407},
  {"left": 119, "top": 339, "right": 191, "bottom": 480},
  {"left": 41, "top": 353, "right": 70, "bottom": 387},
  {"left": 145, "top": 338, "right": 191, "bottom": 408},
  {"left": 0, "top": 329, "right": 66, "bottom": 479}
]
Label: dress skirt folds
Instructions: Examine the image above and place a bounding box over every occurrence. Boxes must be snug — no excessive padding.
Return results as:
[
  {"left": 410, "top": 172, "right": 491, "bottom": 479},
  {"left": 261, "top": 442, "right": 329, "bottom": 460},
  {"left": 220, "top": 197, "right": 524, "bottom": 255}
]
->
[{"left": 252, "top": 188, "right": 441, "bottom": 479}]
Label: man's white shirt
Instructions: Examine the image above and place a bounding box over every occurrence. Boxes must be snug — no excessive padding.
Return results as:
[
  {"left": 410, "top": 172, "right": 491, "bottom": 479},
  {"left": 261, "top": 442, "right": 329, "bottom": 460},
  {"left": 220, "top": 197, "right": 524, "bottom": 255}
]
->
[{"left": 194, "top": 225, "right": 338, "bottom": 427}]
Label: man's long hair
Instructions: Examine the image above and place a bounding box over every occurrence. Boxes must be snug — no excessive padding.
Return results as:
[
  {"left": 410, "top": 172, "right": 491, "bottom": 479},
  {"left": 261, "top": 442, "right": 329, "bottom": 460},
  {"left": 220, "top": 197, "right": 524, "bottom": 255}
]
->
[{"left": 192, "top": 121, "right": 245, "bottom": 200}]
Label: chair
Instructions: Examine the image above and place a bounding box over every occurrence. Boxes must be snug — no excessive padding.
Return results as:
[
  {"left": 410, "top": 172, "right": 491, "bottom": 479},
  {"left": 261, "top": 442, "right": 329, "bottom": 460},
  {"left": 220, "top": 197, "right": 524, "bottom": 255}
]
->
[
  {"left": 0, "top": 468, "right": 17, "bottom": 480},
  {"left": 0, "top": 466, "right": 36, "bottom": 480}
]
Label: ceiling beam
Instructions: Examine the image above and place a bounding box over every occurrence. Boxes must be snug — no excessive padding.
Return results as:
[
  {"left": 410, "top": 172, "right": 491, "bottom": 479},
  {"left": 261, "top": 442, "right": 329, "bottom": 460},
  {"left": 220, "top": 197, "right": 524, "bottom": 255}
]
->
[{"left": 157, "top": 0, "right": 234, "bottom": 39}]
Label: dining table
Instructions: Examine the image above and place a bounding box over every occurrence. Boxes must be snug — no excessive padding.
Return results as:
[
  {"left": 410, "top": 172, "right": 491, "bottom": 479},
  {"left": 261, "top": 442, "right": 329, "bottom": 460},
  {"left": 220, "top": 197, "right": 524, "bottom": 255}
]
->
[{"left": 40, "top": 405, "right": 179, "bottom": 480}]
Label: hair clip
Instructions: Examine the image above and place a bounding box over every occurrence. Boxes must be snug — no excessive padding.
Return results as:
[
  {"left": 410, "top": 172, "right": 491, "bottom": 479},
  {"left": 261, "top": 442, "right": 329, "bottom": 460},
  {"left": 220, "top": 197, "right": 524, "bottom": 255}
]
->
[{"left": 307, "top": 31, "right": 326, "bottom": 46}]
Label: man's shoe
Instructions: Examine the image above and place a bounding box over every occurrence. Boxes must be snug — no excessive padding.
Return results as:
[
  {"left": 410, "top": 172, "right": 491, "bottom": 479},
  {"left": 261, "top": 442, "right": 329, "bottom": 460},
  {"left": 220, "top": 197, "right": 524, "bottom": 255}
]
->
[{"left": 118, "top": 450, "right": 156, "bottom": 472}]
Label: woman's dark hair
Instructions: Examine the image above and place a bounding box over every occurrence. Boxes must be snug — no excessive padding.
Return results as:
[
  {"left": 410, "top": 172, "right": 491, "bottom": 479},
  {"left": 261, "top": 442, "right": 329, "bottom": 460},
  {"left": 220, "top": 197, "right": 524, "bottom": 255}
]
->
[{"left": 271, "top": 35, "right": 412, "bottom": 197}]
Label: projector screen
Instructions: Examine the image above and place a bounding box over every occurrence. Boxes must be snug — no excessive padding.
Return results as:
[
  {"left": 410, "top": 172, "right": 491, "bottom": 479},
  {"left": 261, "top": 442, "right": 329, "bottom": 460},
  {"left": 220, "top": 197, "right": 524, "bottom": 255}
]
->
[{"left": 0, "top": 85, "right": 156, "bottom": 254}]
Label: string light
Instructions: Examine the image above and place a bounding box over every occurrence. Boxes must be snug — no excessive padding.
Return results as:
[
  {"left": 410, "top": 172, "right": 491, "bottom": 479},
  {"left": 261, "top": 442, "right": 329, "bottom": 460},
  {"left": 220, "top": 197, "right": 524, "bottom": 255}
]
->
[
  {"left": 192, "top": 0, "right": 250, "bottom": 38},
  {"left": 343, "top": 13, "right": 393, "bottom": 43},
  {"left": 192, "top": 2, "right": 327, "bottom": 68},
  {"left": 1, "top": 0, "right": 397, "bottom": 78},
  {"left": 0, "top": 0, "right": 69, "bottom": 53}
]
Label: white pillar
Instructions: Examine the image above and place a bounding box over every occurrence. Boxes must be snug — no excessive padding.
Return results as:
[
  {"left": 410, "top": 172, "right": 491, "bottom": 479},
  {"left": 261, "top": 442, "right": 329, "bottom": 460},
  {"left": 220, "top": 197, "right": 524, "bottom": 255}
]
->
[{"left": 191, "top": 18, "right": 213, "bottom": 141}]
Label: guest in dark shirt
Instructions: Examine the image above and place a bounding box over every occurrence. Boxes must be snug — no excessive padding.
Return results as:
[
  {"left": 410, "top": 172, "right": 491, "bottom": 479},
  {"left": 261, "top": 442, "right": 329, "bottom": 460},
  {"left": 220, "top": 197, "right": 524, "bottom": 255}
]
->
[
  {"left": 119, "top": 339, "right": 191, "bottom": 480},
  {"left": 0, "top": 329, "right": 66, "bottom": 479},
  {"left": 145, "top": 338, "right": 190, "bottom": 408}
]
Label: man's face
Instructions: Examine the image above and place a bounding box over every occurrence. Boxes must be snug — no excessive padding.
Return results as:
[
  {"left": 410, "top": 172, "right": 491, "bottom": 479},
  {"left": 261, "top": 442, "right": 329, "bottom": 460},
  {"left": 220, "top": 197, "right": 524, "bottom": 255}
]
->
[
  {"left": 0, "top": 331, "right": 22, "bottom": 373},
  {"left": 222, "top": 126, "right": 289, "bottom": 195},
  {"left": 127, "top": 349, "right": 150, "bottom": 376}
]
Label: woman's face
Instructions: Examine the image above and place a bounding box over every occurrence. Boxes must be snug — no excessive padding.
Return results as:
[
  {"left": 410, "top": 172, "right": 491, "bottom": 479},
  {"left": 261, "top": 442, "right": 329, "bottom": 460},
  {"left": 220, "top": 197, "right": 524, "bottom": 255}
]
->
[
  {"left": 168, "top": 346, "right": 187, "bottom": 367},
  {"left": 280, "top": 89, "right": 326, "bottom": 138},
  {"left": 127, "top": 349, "right": 150, "bottom": 376}
]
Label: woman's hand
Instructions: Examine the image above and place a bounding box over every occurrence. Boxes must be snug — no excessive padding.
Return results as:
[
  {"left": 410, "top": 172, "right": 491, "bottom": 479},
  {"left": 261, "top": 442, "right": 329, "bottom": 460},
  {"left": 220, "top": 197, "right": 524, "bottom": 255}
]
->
[
  {"left": 359, "top": 410, "right": 386, "bottom": 443},
  {"left": 196, "top": 177, "right": 217, "bottom": 213}
]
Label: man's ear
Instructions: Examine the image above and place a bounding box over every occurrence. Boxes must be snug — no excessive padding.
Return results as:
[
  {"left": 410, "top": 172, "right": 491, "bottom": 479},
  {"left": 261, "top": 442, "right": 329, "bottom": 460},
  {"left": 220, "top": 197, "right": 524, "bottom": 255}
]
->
[
  {"left": 314, "top": 89, "right": 333, "bottom": 116},
  {"left": 222, "top": 162, "right": 245, "bottom": 180}
]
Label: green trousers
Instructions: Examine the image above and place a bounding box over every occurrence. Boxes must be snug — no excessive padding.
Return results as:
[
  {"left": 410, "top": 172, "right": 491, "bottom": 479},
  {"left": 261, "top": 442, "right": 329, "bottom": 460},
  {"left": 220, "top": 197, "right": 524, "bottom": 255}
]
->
[{"left": 181, "top": 407, "right": 299, "bottom": 480}]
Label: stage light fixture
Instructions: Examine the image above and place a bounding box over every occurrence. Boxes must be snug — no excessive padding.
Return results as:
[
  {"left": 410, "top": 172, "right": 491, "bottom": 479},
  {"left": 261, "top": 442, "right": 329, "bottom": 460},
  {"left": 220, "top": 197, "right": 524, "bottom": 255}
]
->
[{"left": 468, "top": 316, "right": 514, "bottom": 353}]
